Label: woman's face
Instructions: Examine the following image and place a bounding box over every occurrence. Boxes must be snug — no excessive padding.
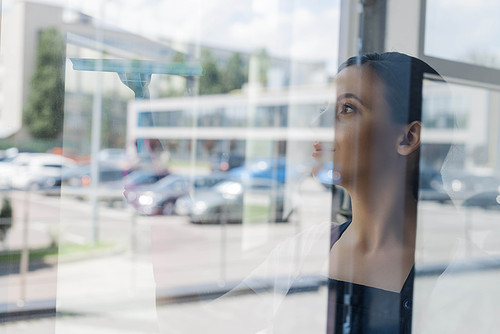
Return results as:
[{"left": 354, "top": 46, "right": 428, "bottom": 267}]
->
[{"left": 333, "top": 65, "right": 402, "bottom": 188}]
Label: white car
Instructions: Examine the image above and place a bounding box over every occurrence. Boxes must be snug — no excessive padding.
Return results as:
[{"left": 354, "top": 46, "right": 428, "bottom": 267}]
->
[
  {"left": 10, "top": 153, "right": 76, "bottom": 190},
  {"left": 0, "top": 148, "right": 19, "bottom": 188}
]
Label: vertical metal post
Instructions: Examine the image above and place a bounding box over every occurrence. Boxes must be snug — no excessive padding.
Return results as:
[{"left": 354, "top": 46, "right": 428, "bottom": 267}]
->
[
  {"left": 218, "top": 200, "right": 227, "bottom": 286},
  {"left": 130, "top": 210, "right": 138, "bottom": 290},
  {"left": 18, "top": 190, "right": 30, "bottom": 305},
  {"left": 90, "top": 66, "right": 103, "bottom": 245},
  {"left": 465, "top": 208, "right": 472, "bottom": 258},
  {"left": 131, "top": 211, "right": 138, "bottom": 253},
  {"left": 358, "top": 0, "right": 387, "bottom": 54},
  {"left": 89, "top": 3, "right": 105, "bottom": 245},
  {"left": 338, "top": 0, "right": 361, "bottom": 65}
]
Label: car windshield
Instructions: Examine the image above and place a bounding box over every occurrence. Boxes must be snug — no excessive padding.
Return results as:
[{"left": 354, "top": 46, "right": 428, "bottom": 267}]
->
[
  {"left": 193, "top": 175, "right": 226, "bottom": 188},
  {"left": 152, "top": 175, "right": 186, "bottom": 190},
  {"left": 125, "top": 170, "right": 155, "bottom": 183}
]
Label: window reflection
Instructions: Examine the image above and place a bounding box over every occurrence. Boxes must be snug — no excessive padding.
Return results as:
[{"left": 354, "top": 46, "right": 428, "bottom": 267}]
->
[{"left": 2, "top": 0, "right": 500, "bottom": 332}]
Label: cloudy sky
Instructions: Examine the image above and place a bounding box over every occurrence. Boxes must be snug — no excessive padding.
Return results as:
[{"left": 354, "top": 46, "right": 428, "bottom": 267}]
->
[
  {"left": 424, "top": 0, "right": 500, "bottom": 67},
  {"left": 4, "top": 0, "right": 499, "bottom": 69},
  {"left": 4, "top": 0, "right": 340, "bottom": 68}
]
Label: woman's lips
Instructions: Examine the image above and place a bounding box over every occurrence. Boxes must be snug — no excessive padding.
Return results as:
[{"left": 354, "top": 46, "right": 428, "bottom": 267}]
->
[{"left": 312, "top": 142, "right": 334, "bottom": 158}]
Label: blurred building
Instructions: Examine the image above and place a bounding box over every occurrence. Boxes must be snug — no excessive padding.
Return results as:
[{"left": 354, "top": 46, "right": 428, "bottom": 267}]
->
[
  {"left": 1, "top": 1, "right": 497, "bottom": 177},
  {"left": 127, "top": 86, "right": 335, "bottom": 164},
  {"left": 0, "top": 1, "right": 65, "bottom": 138}
]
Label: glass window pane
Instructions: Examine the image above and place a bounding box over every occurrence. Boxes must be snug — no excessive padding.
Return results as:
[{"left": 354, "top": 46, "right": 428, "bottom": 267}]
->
[
  {"left": 424, "top": 0, "right": 500, "bottom": 69},
  {"left": 5, "top": 0, "right": 500, "bottom": 332}
]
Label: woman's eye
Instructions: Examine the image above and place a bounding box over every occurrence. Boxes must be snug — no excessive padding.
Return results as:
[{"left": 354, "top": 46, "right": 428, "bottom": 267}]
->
[{"left": 337, "top": 103, "right": 355, "bottom": 115}]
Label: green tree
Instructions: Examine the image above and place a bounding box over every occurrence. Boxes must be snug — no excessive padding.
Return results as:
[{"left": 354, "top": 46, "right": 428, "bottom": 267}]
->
[
  {"left": 0, "top": 198, "right": 12, "bottom": 243},
  {"left": 222, "top": 52, "right": 248, "bottom": 92},
  {"left": 159, "top": 51, "right": 187, "bottom": 98},
  {"left": 199, "top": 49, "right": 224, "bottom": 95},
  {"left": 172, "top": 51, "right": 186, "bottom": 63},
  {"left": 23, "top": 27, "right": 65, "bottom": 139}
]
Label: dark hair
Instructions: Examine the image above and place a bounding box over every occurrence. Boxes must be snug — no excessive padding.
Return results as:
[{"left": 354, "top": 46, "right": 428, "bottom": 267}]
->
[
  {"left": 338, "top": 52, "right": 443, "bottom": 199},
  {"left": 338, "top": 52, "right": 443, "bottom": 125}
]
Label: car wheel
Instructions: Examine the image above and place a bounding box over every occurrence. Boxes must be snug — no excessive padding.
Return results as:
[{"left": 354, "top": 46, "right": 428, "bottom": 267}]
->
[{"left": 162, "top": 201, "right": 176, "bottom": 215}]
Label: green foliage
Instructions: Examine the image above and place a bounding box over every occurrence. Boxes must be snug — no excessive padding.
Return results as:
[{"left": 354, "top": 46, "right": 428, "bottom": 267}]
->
[
  {"left": 0, "top": 198, "right": 12, "bottom": 242},
  {"left": 0, "top": 138, "right": 61, "bottom": 152},
  {"left": 158, "top": 52, "right": 187, "bottom": 98},
  {"left": 199, "top": 49, "right": 224, "bottom": 95},
  {"left": 159, "top": 49, "right": 250, "bottom": 96},
  {"left": 0, "top": 241, "right": 116, "bottom": 264},
  {"left": 199, "top": 49, "right": 249, "bottom": 95},
  {"left": 23, "top": 27, "right": 65, "bottom": 139},
  {"left": 0, "top": 198, "right": 12, "bottom": 218},
  {"left": 172, "top": 51, "right": 186, "bottom": 63},
  {"left": 222, "top": 52, "right": 248, "bottom": 93}
]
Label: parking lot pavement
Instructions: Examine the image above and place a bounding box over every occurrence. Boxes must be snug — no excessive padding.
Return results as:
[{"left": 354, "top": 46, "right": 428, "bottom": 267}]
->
[
  {"left": 0, "top": 251, "right": 160, "bottom": 333},
  {"left": 3, "top": 266, "right": 500, "bottom": 333},
  {"left": 3, "top": 181, "right": 500, "bottom": 332},
  {"left": 3, "top": 190, "right": 136, "bottom": 251}
]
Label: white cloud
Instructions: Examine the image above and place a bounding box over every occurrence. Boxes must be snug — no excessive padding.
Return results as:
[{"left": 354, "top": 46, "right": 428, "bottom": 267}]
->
[
  {"left": 217, "top": 3, "right": 339, "bottom": 65},
  {"left": 20, "top": 0, "right": 340, "bottom": 66}
]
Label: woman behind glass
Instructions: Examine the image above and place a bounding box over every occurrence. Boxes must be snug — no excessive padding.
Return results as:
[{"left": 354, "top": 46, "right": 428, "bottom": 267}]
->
[{"left": 325, "top": 52, "right": 442, "bottom": 333}]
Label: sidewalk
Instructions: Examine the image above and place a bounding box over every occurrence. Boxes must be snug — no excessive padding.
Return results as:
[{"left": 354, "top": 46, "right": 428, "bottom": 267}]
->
[
  {"left": 2, "top": 186, "right": 500, "bottom": 332},
  {"left": 2, "top": 212, "right": 500, "bottom": 333},
  {"left": 2, "top": 252, "right": 500, "bottom": 334}
]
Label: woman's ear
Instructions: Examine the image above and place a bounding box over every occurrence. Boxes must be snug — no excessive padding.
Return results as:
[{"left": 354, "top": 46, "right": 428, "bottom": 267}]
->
[{"left": 397, "top": 121, "right": 421, "bottom": 156}]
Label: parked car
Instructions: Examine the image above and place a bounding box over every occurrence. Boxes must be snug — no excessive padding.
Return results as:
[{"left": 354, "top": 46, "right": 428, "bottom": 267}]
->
[
  {"left": 313, "top": 161, "right": 339, "bottom": 189},
  {"left": 462, "top": 189, "right": 500, "bottom": 210},
  {"left": 0, "top": 147, "right": 18, "bottom": 162},
  {"left": 314, "top": 160, "right": 452, "bottom": 203},
  {"left": 30, "top": 166, "right": 76, "bottom": 194},
  {"left": 125, "top": 172, "right": 229, "bottom": 216},
  {"left": 229, "top": 158, "right": 301, "bottom": 184},
  {"left": 444, "top": 173, "right": 499, "bottom": 194},
  {"left": 417, "top": 162, "right": 452, "bottom": 203},
  {"left": 438, "top": 172, "right": 500, "bottom": 205},
  {"left": 0, "top": 160, "right": 18, "bottom": 189},
  {"left": 98, "top": 148, "right": 136, "bottom": 170},
  {"left": 211, "top": 153, "right": 245, "bottom": 171},
  {"left": 10, "top": 153, "right": 76, "bottom": 190},
  {"left": 419, "top": 171, "right": 500, "bottom": 206},
  {"left": 63, "top": 164, "right": 131, "bottom": 188},
  {"left": 176, "top": 178, "right": 292, "bottom": 224},
  {"left": 123, "top": 169, "right": 170, "bottom": 190},
  {"left": 61, "top": 164, "right": 133, "bottom": 204}
]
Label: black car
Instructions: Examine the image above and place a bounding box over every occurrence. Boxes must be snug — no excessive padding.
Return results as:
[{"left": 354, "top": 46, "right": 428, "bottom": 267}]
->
[{"left": 124, "top": 172, "right": 229, "bottom": 216}]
